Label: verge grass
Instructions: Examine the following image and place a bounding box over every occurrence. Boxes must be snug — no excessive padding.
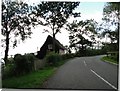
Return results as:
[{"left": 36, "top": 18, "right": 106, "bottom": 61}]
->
[
  {"left": 101, "top": 56, "right": 119, "bottom": 65},
  {"left": 2, "top": 66, "right": 56, "bottom": 88},
  {"left": 2, "top": 58, "right": 69, "bottom": 88}
]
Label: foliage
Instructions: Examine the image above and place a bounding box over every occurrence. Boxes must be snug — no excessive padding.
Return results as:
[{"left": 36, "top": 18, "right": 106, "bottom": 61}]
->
[
  {"left": 24, "top": 53, "right": 36, "bottom": 70},
  {"left": 14, "top": 54, "right": 28, "bottom": 75},
  {"left": 2, "top": 53, "right": 36, "bottom": 78},
  {"left": 103, "top": 2, "right": 119, "bottom": 26},
  {"left": 66, "top": 19, "right": 97, "bottom": 52},
  {"left": 98, "top": 2, "right": 119, "bottom": 54},
  {"left": 85, "top": 49, "right": 105, "bottom": 56},
  {"left": 2, "top": 64, "right": 16, "bottom": 79},
  {"left": 62, "top": 53, "right": 75, "bottom": 60},
  {"left": 7, "top": 57, "right": 14, "bottom": 64},
  {"left": 2, "top": 67, "right": 55, "bottom": 88},
  {"left": 2, "top": 0, "right": 32, "bottom": 64},
  {"left": 75, "top": 49, "right": 105, "bottom": 57},
  {"left": 45, "top": 52, "right": 62, "bottom": 66},
  {"left": 101, "top": 2, "right": 119, "bottom": 44},
  {"left": 64, "top": 45, "right": 72, "bottom": 54},
  {"left": 14, "top": 53, "right": 36, "bottom": 75},
  {"left": 32, "top": 2, "right": 80, "bottom": 51},
  {"left": 101, "top": 55, "right": 119, "bottom": 64},
  {"left": 102, "top": 42, "right": 118, "bottom": 52}
]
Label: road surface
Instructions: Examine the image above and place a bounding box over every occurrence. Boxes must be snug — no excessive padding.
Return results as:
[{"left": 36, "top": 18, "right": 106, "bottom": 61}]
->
[{"left": 42, "top": 55, "right": 118, "bottom": 90}]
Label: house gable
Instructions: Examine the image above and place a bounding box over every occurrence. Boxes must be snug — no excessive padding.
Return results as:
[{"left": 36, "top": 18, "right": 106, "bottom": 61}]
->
[{"left": 37, "top": 35, "right": 66, "bottom": 59}]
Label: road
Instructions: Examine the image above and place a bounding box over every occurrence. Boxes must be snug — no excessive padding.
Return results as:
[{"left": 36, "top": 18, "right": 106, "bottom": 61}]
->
[{"left": 42, "top": 55, "right": 118, "bottom": 90}]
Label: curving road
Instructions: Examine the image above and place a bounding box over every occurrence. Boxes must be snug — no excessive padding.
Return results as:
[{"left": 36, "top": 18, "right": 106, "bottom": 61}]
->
[{"left": 42, "top": 55, "right": 118, "bottom": 90}]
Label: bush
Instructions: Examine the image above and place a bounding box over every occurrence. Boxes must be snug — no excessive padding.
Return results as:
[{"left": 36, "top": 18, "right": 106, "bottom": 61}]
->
[
  {"left": 14, "top": 54, "right": 26, "bottom": 75},
  {"left": 24, "top": 53, "right": 36, "bottom": 71},
  {"left": 2, "top": 53, "right": 36, "bottom": 78},
  {"left": 14, "top": 53, "right": 36, "bottom": 76},
  {"left": 45, "top": 52, "right": 62, "bottom": 66},
  {"left": 2, "top": 64, "right": 15, "bottom": 79},
  {"left": 62, "top": 53, "right": 75, "bottom": 60},
  {"left": 74, "top": 49, "right": 106, "bottom": 57}
]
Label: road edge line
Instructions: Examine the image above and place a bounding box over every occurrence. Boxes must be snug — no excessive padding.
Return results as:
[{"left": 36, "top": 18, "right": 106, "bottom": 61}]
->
[
  {"left": 90, "top": 69, "right": 117, "bottom": 90},
  {"left": 84, "top": 61, "right": 87, "bottom": 66},
  {"left": 103, "top": 60, "right": 118, "bottom": 66}
]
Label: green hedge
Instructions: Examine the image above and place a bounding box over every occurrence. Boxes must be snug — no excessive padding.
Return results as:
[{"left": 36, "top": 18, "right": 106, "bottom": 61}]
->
[
  {"left": 45, "top": 52, "right": 62, "bottom": 66},
  {"left": 14, "top": 53, "right": 36, "bottom": 75},
  {"left": 62, "top": 53, "right": 75, "bottom": 60},
  {"left": 3, "top": 53, "right": 36, "bottom": 79},
  {"left": 75, "top": 49, "right": 106, "bottom": 57}
]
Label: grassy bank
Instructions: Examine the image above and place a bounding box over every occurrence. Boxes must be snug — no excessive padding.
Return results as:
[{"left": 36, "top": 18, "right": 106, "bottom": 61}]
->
[
  {"left": 2, "top": 66, "right": 56, "bottom": 88},
  {"left": 101, "top": 56, "right": 119, "bottom": 65},
  {"left": 2, "top": 58, "right": 69, "bottom": 88}
]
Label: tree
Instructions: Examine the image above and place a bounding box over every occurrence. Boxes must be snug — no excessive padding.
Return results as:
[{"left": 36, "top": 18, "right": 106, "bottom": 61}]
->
[
  {"left": 101, "top": 2, "right": 119, "bottom": 51},
  {"left": 2, "top": 0, "right": 32, "bottom": 64},
  {"left": 102, "top": 2, "right": 119, "bottom": 44},
  {"left": 32, "top": 2, "right": 80, "bottom": 52},
  {"left": 76, "top": 35, "right": 92, "bottom": 51},
  {"left": 65, "top": 45, "right": 71, "bottom": 54},
  {"left": 103, "top": 2, "right": 120, "bottom": 26},
  {"left": 66, "top": 20, "right": 78, "bottom": 52},
  {"left": 66, "top": 19, "right": 98, "bottom": 52}
]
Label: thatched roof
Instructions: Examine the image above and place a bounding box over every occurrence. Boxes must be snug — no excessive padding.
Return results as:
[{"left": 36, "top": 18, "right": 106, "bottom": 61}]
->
[
  {"left": 42, "top": 35, "right": 66, "bottom": 50},
  {"left": 36, "top": 35, "right": 66, "bottom": 59}
]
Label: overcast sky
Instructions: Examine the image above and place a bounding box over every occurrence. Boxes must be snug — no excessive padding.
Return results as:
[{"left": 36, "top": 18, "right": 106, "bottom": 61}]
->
[{"left": 0, "top": 1, "right": 107, "bottom": 58}]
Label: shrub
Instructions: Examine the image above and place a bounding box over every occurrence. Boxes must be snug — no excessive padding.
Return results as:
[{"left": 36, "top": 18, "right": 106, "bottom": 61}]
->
[
  {"left": 45, "top": 52, "right": 62, "bottom": 66},
  {"left": 8, "top": 57, "right": 14, "bottom": 64},
  {"left": 62, "top": 53, "right": 75, "bottom": 60},
  {"left": 14, "top": 54, "right": 26, "bottom": 75},
  {"left": 74, "top": 49, "right": 106, "bottom": 57},
  {"left": 14, "top": 53, "right": 36, "bottom": 76},
  {"left": 2, "top": 53, "right": 36, "bottom": 78},
  {"left": 24, "top": 53, "right": 36, "bottom": 71},
  {"left": 2, "top": 64, "right": 15, "bottom": 79}
]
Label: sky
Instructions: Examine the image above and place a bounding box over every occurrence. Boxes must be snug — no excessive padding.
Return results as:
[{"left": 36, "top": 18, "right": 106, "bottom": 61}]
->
[{"left": 0, "top": 1, "right": 107, "bottom": 58}]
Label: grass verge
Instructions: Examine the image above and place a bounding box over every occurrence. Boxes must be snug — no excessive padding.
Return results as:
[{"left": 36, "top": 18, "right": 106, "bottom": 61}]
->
[
  {"left": 101, "top": 56, "right": 118, "bottom": 65},
  {"left": 2, "top": 58, "right": 69, "bottom": 89},
  {"left": 2, "top": 66, "right": 56, "bottom": 88}
]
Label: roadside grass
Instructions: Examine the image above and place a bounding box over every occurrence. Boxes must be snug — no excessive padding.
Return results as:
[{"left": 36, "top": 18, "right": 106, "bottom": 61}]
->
[
  {"left": 2, "top": 66, "right": 56, "bottom": 88},
  {"left": 2, "top": 58, "right": 69, "bottom": 88},
  {"left": 101, "top": 56, "right": 119, "bottom": 65}
]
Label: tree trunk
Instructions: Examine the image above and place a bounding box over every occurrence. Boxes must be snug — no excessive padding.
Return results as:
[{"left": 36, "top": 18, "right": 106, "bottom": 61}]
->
[
  {"left": 117, "top": 4, "right": 119, "bottom": 51},
  {"left": 4, "top": 32, "right": 10, "bottom": 64},
  {"left": 53, "top": 33, "right": 56, "bottom": 53}
]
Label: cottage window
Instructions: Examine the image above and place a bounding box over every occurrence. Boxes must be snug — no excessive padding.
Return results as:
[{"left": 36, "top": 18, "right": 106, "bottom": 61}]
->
[{"left": 48, "top": 44, "right": 53, "bottom": 49}]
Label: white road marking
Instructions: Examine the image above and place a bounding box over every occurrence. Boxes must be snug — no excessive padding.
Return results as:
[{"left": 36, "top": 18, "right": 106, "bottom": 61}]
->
[
  {"left": 90, "top": 69, "right": 117, "bottom": 90},
  {"left": 84, "top": 61, "right": 87, "bottom": 66}
]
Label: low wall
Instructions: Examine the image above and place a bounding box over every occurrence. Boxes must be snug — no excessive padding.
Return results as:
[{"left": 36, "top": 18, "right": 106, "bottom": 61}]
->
[{"left": 34, "top": 59, "right": 46, "bottom": 71}]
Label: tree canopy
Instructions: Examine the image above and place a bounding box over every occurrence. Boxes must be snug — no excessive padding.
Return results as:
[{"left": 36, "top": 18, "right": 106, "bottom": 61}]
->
[
  {"left": 100, "top": 2, "right": 119, "bottom": 52},
  {"left": 32, "top": 2, "right": 80, "bottom": 51},
  {"left": 66, "top": 19, "right": 98, "bottom": 52},
  {"left": 2, "top": 0, "right": 32, "bottom": 64},
  {"left": 101, "top": 2, "right": 119, "bottom": 44}
]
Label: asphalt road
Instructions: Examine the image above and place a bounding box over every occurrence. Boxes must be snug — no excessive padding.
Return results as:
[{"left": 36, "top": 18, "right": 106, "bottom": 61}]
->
[{"left": 42, "top": 55, "right": 118, "bottom": 90}]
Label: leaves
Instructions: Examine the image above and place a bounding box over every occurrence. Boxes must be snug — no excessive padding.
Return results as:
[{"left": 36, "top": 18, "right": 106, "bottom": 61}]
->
[
  {"left": 101, "top": 2, "right": 119, "bottom": 43},
  {"left": 33, "top": 2, "right": 80, "bottom": 36},
  {"left": 2, "top": 1, "right": 32, "bottom": 46},
  {"left": 66, "top": 19, "right": 98, "bottom": 51},
  {"left": 2, "top": 1, "right": 33, "bottom": 62},
  {"left": 103, "top": 2, "right": 119, "bottom": 26}
]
